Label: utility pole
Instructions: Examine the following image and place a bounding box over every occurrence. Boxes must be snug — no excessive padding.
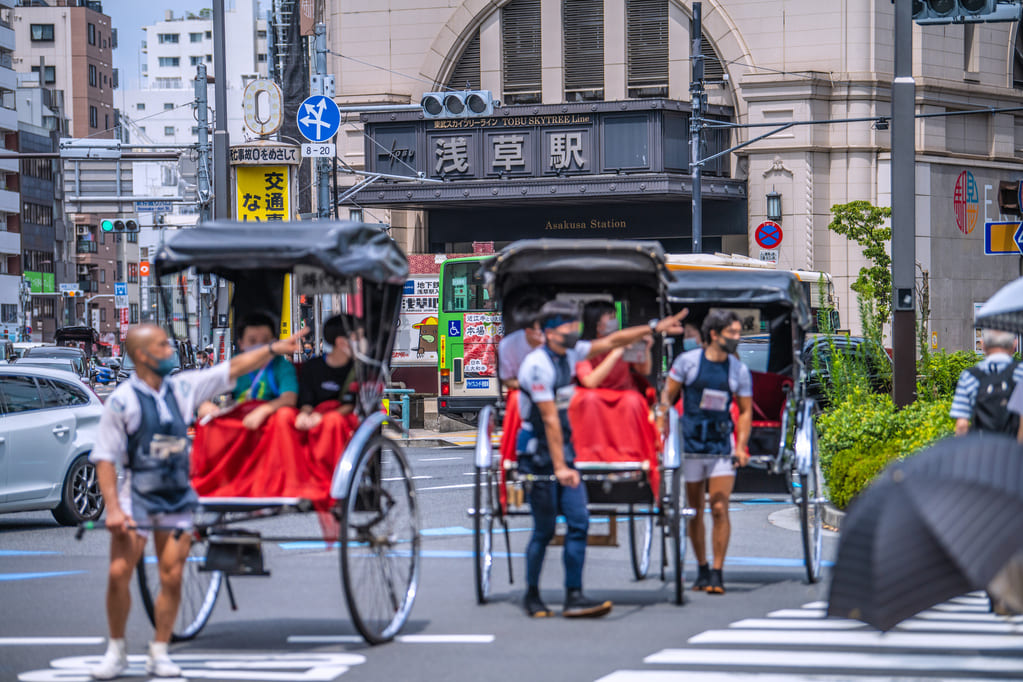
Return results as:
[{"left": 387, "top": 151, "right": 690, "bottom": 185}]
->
[
  {"left": 689, "top": 1, "right": 704, "bottom": 254},
  {"left": 195, "top": 64, "right": 213, "bottom": 347},
  {"left": 314, "top": 23, "right": 331, "bottom": 219},
  {"left": 212, "top": 0, "right": 230, "bottom": 221},
  {"left": 891, "top": 0, "right": 916, "bottom": 407}
]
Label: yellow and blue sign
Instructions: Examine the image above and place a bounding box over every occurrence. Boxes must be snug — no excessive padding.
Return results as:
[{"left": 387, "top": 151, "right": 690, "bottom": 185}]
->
[{"left": 984, "top": 221, "right": 1023, "bottom": 255}]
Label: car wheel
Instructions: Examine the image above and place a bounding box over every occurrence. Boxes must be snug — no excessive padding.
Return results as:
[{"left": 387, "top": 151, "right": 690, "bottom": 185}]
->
[{"left": 52, "top": 455, "right": 105, "bottom": 526}]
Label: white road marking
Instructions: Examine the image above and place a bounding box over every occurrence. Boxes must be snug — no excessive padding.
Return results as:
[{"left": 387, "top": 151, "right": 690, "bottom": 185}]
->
[
  {"left": 417, "top": 483, "right": 475, "bottom": 491},
  {"left": 897, "top": 619, "right": 1023, "bottom": 634},
  {"left": 767, "top": 607, "right": 1023, "bottom": 624},
  {"left": 728, "top": 618, "right": 864, "bottom": 630},
  {"left": 0, "top": 637, "right": 104, "bottom": 646},
  {"left": 765, "top": 609, "right": 825, "bottom": 618},
  {"left": 21, "top": 653, "right": 364, "bottom": 681},
  {"left": 419, "top": 457, "right": 463, "bottom": 462},
  {"left": 801, "top": 601, "right": 827, "bottom": 609},
  {"left": 286, "top": 634, "right": 494, "bottom": 644},
  {"left": 597, "top": 672, "right": 995, "bottom": 682},
  {"left": 381, "top": 476, "right": 431, "bottom": 481},
  {"left": 644, "top": 648, "right": 1023, "bottom": 674},
  {"left": 927, "top": 603, "right": 990, "bottom": 613},
  {"left": 688, "top": 628, "right": 1023, "bottom": 650}
]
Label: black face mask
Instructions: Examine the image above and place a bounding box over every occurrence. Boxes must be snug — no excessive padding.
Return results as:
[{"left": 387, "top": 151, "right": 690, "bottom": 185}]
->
[
  {"left": 556, "top": 330, "right": 581, "bottom": 348},
  {"left": 719, "top": 336, "right": 740, "bottom": 354}
]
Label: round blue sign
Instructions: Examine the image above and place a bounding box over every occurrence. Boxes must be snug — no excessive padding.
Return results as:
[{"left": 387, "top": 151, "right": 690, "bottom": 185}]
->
[
  {"left": 755, "top": 221, "right": 783, "bottom": 250},
  {"left": 296, "top": 95, "right": 341, "bottom": 143}
]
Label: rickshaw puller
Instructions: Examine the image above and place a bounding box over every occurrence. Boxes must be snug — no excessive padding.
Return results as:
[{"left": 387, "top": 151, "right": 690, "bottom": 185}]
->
[
  {"left": 658, "top": 309, "right": 752, "bottom": 595},
  {"left": 90, "top": 323, "right": 309, "bottom": 680},
  {"left": 517, "top": 301, "right": 688, "bottom": 618}
]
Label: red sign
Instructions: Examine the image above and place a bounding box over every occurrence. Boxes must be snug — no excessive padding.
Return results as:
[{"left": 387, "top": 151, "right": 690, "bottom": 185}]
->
[
  {"left": 120, "top": 308, "right": 129, "bottom": 325},
  {"left": 139, "top": 261, "right": 150, "bottom": 277},
  {"left": 754, "top": 221, "right": 783, "bottom": 249},
  {"left": 953, "top": 170, "right": 979, "bottom": 235}
]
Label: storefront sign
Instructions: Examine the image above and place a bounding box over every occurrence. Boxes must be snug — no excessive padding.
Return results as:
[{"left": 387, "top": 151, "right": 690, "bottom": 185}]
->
[
  {"left": 462, "top": 312, "right": 502, "bottom": 377},
  {"left": 230, "top": 145, "right": 298, "bottom": 165},
  {"left": 393, "top": 277, "right": 440, "bottom": 366}
]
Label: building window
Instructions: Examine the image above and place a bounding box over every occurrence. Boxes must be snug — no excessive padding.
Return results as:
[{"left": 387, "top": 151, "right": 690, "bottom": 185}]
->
[
  {"left": 89, "top": 64, "right": 97, "bottom": 87},
  {"left": 563, "top": 0, "right": 605, "bottom": 101},
  {"left": 129, "top": 303, "right": 139, "bottom": 324},
  {"left": 89, "top": 106, "right": 98, "bottom": 128},
  {"left": 100, "top": 307, "right": 107, "bottom": 323},
  {"left": 154, "top": 78, "right": 183, "bottom": 89},
  {"left": 191, "top": 126, "right": 200, "bottom": 135},
  {"left": 136, "top": 102, "right": 145, "bottom": 111},
  {"left": 1014, "top": 22, "right": 1023, "bottom": 89},
  {"left": 23, "top": 203, "right": 54, "bottom": 227},
  {"left": 190, "top": 55, "right": 203, "bottom": 66},
  {"left": 700, "top": 34, "right": 726, "bottom": 81},
  {"left": 164, "top": 102, "right": 174, "bottom": 110},
  {"left": 127, "top": 231, "right": 138, "bottom": 243},
  {"left": 30, "top": 24, "right": 55, "bottom": 42},
  {"left": 88, "top": 22, "right": 96, "bottom": 45},
  {"left": 157, "top": 33, "right": 179, "bottom": 44},
  {"left": 446, "top": 30, "right": 480, "bottom": 90},
  {"left": 206, "top": 54, "right": 213, "bottom": 63},
  {"left": 104, "top": 114, "right": 109, "bottom": 130},
  {"left": 626, "top": 0, "right": 668, "bottom": 98},
  {"left": 128, "top": 263, "right": 139, "bottom": 283},
  {"left": 139, "top": 126, "right": 146, "bottom": 135},
  {"left": 99, "top": 269, "right": 106, "bottom": 284},
  {"left": 116, "top": 261, "right": 123, "bottom": 281},
  {"left": 190, "top": 32, "right": 203, "bottom": 43},
  {"left": 1, "top": 304, "right": 17, "bottom": 323},
  {"left": 257, "top": 30, "right": 267, "bottom": 38},
  {"left": 205, "top": 31, "right": 212, "bottom": 39},
  {"left": 30, "top": 65, "right": 56, "bottom": 85},
  {"left": 502, "top": 0, "right": 542, "bottom": 105},
  {"left": 158, "top": 57, "right": 181, "bottom": 67},
  {"left": 256, "top": 53, "right": 267, "bottom": 63},
  {"left": 164, "top": 126, "right": 175, "bottom": 136}
]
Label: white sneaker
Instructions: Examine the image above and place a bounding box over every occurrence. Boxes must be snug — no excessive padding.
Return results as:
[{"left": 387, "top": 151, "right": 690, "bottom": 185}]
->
[
  {"left": 90, "top": 643, "right": 128, "bottom": 680},
  {"left": 145, "top": 642, "right": 181, "bottom": 678}
]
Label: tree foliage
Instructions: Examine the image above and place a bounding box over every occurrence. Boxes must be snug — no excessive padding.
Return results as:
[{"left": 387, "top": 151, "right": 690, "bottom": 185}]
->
[{"left": 827, "top": 201, "right": 892, "bottom": 325}]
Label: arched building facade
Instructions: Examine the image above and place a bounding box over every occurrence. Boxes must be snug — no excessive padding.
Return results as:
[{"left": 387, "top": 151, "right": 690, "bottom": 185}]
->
[{"left": 328, "top": 0, "right": 1023, "bottom": 347}]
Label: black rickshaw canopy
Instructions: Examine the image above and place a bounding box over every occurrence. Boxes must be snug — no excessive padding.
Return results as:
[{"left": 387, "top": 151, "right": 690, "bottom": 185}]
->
[
  {"left": 667, "top": 269, "right": 812, "bottom": 331},
  {"left": 153, "top": 220, "right": 409, "bottom": 284}
]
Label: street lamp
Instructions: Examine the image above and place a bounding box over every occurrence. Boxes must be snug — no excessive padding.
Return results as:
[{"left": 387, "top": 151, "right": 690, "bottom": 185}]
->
[{"left": 766, "top": 189, "right": 783, "bottom": 222}]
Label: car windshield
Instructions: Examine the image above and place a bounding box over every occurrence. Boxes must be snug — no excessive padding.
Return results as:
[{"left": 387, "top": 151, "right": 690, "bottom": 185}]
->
[{"left": 16, "top": 359, "right": 78, "bottom": 373}]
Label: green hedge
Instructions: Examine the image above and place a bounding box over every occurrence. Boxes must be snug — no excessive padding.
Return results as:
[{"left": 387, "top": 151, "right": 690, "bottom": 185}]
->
[{"left": 819, "top": 387, "right": 953, "bottom": 509}]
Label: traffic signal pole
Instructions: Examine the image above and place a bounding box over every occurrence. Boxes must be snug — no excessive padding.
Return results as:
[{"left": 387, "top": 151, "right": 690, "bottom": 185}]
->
[
  {"left": 690, "top": 2, "right": 704, "bottom": 254},
  {"left": 892, "top": 0, "right": 916, "bottom": 407},
  {"left": 212, "top": 0, "right": 230, "bottom": 221},
  {"left": 195, "top": 64, "right": 213, "bottom": 347},
  {"left": 314, "top": 24, "right": 331, "bottom": 219}
]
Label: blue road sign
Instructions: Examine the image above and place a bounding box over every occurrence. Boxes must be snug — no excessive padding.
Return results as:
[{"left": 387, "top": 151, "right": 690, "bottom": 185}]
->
[
  {"left": 1016, "top": 222, "right": 1023, "bottom": 253},
  {"left": 448, "top": 320, "right": 462, "bottom": 337},
  {"left": 296, "top": 95, "right": 341, "bottom": 143},
  {"left": 114, "top": 282, "right": 127, "bottom": 297}
]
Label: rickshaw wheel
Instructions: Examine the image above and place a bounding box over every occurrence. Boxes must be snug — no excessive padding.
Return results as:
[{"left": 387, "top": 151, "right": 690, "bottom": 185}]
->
[
  {"left": 669, "top": 469, "right": 686, "bottom": 605},
  {"left": 339, "top": 435, "right": 420, "bottom": 644},
  {"left": 799, "top": 423, "right": 824, "bottom": 584},
  {"left": 627, "top": 505, "right": 653, "bottom": 580},
  {"left": 473, "top": 466, "right": 498, "bottom": 604},
  {"left": 136, "top": 532, "right": 221, "bottom": 642}
]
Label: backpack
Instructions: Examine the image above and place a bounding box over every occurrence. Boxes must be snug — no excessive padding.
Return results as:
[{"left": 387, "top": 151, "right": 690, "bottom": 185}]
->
[{"left": 967, "top": 361, "right": 1021, "bottom": 435}]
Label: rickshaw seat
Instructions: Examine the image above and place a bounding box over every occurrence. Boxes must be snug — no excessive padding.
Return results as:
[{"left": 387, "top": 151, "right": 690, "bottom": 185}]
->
[{"left": 750, "top": 370, "right": 793, "bottom": 427}]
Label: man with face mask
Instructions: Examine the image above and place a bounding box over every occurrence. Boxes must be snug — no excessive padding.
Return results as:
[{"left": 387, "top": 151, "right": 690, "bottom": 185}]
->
[
  {"left": 89, "top": 323, "right": 309, "bottom": 679},
  {"left": 498, "top": 301, "right": 545, "bottom": 391},
  {"left": 295, "top": 315, "right": 359, "bottom": 430},
  {"left": 658, "top": 309, "right": 752, "bottom": 596},
  {"left": 516, "top": 300, "right": 688, "bottom": 618}
]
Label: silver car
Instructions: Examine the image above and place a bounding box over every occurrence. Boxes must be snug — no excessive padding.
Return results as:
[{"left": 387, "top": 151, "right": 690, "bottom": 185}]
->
[{"left": 0, "top": 365, "right": 104, "bottom": 525}]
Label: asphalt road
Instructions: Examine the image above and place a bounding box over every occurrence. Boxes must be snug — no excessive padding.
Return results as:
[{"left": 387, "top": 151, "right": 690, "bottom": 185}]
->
[{"left": 1, "top": 445, "right": 1017, "bottom": 681}]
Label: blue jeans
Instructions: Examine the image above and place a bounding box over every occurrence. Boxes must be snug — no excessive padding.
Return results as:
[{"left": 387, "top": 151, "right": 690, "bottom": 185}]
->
[{"left": 526, "top": 479, "right": 589, "bottom": 590}]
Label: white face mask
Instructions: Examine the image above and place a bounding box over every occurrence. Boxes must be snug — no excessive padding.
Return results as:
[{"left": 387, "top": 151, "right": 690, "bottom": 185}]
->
[{"left": 322, "top": 342, "right": 333, "bottom": 354}]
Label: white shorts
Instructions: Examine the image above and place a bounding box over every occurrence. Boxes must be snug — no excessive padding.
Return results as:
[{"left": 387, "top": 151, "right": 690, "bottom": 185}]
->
[
  {"left": 117, "top": 473, "right": 194, "bottom": 539},
  {"left": 682, "top": 457, "right": 735, "bottom": 483}
]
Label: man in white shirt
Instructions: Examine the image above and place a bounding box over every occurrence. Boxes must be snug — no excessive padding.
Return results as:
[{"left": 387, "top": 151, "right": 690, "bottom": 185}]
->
[
  {"left": 498, "top": 306, "right": 544, "bottom": 390},
  {"left": 89, "top": 323, "right": 308, "bottom": 679}
]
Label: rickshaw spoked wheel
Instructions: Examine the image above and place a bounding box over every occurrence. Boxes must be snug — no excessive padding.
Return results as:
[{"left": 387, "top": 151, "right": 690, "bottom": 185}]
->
[
  {"left": 798, "top": 423, "right": 824, "bottom": 584},
  {"left": 669, "top": 469, "right": 686, "bottom": 605},
  {"left": 136, "top": 531, "right": 221, "bottom": 642},
  {"left": 339, "top": 435, "right": 420, "bottom": 644},
  {"left": 627, "top": 504, "right": 653, "bottom": 581},
  {"left": 473, "top": 466, "right": 498, "bottom": 604}
]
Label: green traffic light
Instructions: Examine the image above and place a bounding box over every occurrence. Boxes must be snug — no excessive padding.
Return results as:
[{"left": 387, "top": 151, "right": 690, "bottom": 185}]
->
[{"left": 100, "top": 219, "right": 114, "bottom": 232}]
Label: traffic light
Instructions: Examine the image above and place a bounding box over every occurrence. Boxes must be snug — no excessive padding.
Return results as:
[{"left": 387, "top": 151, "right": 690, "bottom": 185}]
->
[
  {"left": 913, "top": 0, "right": 1020, "bottom": 24},
  {"left": 99, "top": 217, "right": 140, "bottom": 233},
  {"left": 420, "top": 90, "right": 494, "bottom": 119},
  {"left": 61, "top": 290, "right": 81, "bottom": 298}
]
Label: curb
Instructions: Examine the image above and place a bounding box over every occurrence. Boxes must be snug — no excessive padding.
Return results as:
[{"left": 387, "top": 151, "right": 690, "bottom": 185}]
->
[
  {"left": 822, "top": 503, "right": 845, "bottom": 530},
  {"left": 395, "top": 438, "right": 461, "bottom": 448}
]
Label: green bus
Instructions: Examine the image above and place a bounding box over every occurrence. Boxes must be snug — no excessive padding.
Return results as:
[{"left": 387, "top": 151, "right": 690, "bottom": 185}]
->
[{"left": 437, "top": 256, "right": 502, "bottom": 422}]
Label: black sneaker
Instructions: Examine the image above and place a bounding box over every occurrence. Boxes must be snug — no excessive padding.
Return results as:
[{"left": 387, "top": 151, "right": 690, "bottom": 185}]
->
[
  {"left": 692, "top": 564, "right": 711, "bottom": 591},
  {"left": 562, "top": 588, "right": 613, "bottom": 618},
  {"left": 524, "top": 589, "right": 553, "bottom": 618},
  {"left": 707, "top": 568, "right": 725, "bottom": 595}
]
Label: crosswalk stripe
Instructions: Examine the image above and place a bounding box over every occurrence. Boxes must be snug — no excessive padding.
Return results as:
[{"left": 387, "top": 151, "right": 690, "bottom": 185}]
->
[
  {"left": 687, "top": 628, "right": 1023, "bottom": 650},
  {"left": 898, "top": 619, "right": 1023, "bottom": 634},
  {"left": 728, "top": 618, "right": 864, "bottom": 630},
  {"left": 765, "top": 607, "right": 1023, "bottom": 626},
  {"left": 597, "top": 671, "right": 996, "bottom": 682},
  {"left": 801, "top": 600, "right": 827, "bottom": 609},
  {"left": 765, "top": 608, "right": 825, "bottom": 618},
  {"left": 644, "top": 648, "right": 1023, "bottom": 674}
]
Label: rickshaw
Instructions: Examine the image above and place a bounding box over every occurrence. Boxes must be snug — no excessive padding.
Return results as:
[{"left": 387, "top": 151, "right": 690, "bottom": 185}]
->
[
  {"left": 666, "top": 268, "right": 823, "bottom": 583},
  {"left": 470, "top": 239, "right": 694, "bottom": 606},
  {"left": 133, "top": 220, "right": 419, "bottom": 644}
]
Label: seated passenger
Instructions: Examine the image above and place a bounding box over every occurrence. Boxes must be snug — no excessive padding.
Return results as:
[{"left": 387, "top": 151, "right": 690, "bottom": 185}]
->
[
  {"left": 295, "top": 315, "right": 359, "bottom": 431},
  {"left": 198, "top": 312, "right": 298, "bottom": 429},
  {"left": 575, "top": 301, "right": 651, "bottom": 392}
]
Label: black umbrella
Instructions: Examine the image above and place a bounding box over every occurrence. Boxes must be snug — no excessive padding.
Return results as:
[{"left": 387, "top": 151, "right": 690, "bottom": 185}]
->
[
  {"left": 974, "top": 276, "right": 1023, "bottom": 333},
  {"left": 827, "top": 434, "right": 1023, "bottom": 631}
]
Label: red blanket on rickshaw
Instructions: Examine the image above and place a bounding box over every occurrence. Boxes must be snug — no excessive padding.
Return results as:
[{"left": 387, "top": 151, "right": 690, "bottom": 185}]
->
[
  {"left": 191, "top": 400, "right": 359, "bottom": 513},
  {"left": 499, "top": 388, "right": 661, "bottom": 506}
]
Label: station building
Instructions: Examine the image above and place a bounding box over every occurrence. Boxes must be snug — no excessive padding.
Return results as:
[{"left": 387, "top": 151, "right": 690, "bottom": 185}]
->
[{"left": 327, "top": 0, "right": 1023, "bottom": 349}]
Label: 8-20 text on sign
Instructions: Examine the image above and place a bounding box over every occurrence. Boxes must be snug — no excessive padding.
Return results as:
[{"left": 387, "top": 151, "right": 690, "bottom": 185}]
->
[{"left": 302, "top": 143, "right": 335, "bottom": 158}]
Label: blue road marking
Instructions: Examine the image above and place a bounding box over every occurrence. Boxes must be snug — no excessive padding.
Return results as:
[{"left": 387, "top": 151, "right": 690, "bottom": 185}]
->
[
  {"left": 0, "top": 549, "right": 61, "bottom": 557},
  {"left": 0, "top": 570, "right": 86, "bottom": 582}
]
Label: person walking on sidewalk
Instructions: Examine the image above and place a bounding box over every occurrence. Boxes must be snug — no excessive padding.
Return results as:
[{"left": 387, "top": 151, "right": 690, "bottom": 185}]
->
[
  {"left": 950, "top": 328, "right": 1022, "bottom": 437},
  {"left": 516, "top": 300, "right": 688, "bottom": 618},
  {"left": 658, "top": 309, "right": 752, "bottom": 595},
  {"left": 89, "top": 323, "right": 308, "bottom": 680}
]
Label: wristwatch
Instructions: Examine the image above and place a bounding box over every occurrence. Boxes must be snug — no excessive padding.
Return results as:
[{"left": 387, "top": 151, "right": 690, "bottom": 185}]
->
[
  {"left": 647, "top": 318, "right": 659, "bottom": 333},
  {"left": 267, "top": 341, "right": 281, "bottom": 356}
]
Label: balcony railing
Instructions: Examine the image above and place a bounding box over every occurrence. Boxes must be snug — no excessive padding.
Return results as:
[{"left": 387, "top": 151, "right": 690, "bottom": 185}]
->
[{"left": 76, "top": 240, "right": 97, "bottom": 254}]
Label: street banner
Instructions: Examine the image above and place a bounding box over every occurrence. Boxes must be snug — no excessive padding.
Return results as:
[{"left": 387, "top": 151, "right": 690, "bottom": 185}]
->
[
  {"left": 236, "top": 165, "right": 290, "bottom": 222},
  {"left": 393, "top": 276, "right": 440, "bottom": 366}
]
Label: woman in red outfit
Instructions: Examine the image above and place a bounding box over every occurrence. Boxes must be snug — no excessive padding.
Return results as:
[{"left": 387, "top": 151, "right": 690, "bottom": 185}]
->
[{"left": 575, "top": 300, "right": 651, "bottom": 391}]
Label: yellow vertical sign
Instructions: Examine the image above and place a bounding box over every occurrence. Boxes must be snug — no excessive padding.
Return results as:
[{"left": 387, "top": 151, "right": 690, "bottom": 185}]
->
[
  {"left": 280, "top": 274, "right": 292, "bottom": 340},
  {"left": 236, "top": 165, "right": 290, "bottom": 222}
]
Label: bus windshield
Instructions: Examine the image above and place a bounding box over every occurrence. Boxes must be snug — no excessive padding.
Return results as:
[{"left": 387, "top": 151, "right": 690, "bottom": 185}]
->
[{"left": 442, "top": 261, "right": 495, "bottom": 312}]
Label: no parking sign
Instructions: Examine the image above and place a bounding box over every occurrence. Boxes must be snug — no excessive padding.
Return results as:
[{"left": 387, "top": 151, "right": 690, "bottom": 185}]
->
[{"left": 755, "top": 221, "right": 783, "bottom": 250}]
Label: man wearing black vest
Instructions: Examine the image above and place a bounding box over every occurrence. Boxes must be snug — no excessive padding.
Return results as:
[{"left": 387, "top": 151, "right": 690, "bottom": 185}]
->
[{"left": 90, "top": 323, "right": 308, "bottom": 679}]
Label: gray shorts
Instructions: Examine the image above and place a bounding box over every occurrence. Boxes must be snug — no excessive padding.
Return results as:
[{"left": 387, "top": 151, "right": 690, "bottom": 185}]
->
[
  {"left": 118, "top": 476, "right": 194, "bottom": 539},
  {"left": 683, "top": 456, "right": 735, "bottom": 483}
]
